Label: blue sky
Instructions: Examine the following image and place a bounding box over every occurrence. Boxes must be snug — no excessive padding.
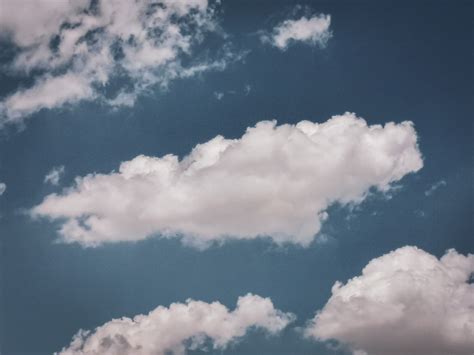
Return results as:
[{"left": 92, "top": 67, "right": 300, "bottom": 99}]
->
[{"left": 0, "top": 0, "right": 473, "bottom": 354}]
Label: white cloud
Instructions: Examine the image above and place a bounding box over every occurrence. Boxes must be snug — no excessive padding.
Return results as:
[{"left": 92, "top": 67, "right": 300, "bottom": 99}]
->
[
  {"left": 213, "top": 84, "right": 251, "bottom": 100},
  {"left": 262, "top": 13, "right": 332, "bottom": 50},
  {"left": 2, "top": 72, "right": 95, "bottom": 122},
  {"left": 0, "top": 0, "right": 233, "bottom": 125},
  {"left": 0, "top": 182, "right": 6, "bottom": 196},
  {"left": 57, "top": 293, "right": 294, "bottom": 355},
  {"left": 44, "top": 166, "right": 66, "bottom": 186},
  {"left": 425, "top": 179, "right": 447, "bottom": 196},
  {"left": 31, "top": 113, "right": 423, "bottom": 248},
  {"left": 305, "top": 246, "right": 474, "bottom": 355}
]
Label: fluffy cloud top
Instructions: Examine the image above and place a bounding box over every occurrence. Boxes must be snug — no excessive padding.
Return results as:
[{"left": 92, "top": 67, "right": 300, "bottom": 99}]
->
[
  {"left": 44, "top": 166, "right": 66, "bottom": 186},
  {"left": 0, "top": 0, "right": 228, "bottom": 125},
  {"left": 305, "top": 246, "right": 474, "bottom": 355},
  {"left": 262, "top": 13, "right": 331, "bottom": 50},
  {"left": 31, "top": 113, "right": 423, "bottom": 248},
  {"left": 0, "top": 182, "right": 6, "bottom": 196},
  {"left": 57, "top": 294, "right": 294, "bottom": 355}
]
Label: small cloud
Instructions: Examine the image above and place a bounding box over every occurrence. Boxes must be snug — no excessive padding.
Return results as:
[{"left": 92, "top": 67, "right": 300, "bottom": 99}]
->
[
  {"left": 244, "top": 84, "right": 252, "bottom": 95},
  {"left": 414, "top": 209, "right": 426, "bottom": 218},
  {"left": 315, "top": 233, "right": 336, "bottom": 245},
  {"left": 261, "top": 9, "right": 332, "bottom": 51},
  {"left": 214, "top": 92, "right": 224, "bottom": 100},
  {"left": 425, "top": 179, "right": 447, "bottom": 196},
  {"left": 214, "top": 85, "right": 251, "bottom": 100},
  {"left": 106, "top": 91, "right": 137, "bottom": 108},
  {"left": 0, "top": 182, "right": 6, "bottom": 196},
  {"left": 44, "top": 166, "right": 65, "bottom": 186},
  {"left": 376, "top": 184, "right": 404, "bottom": 201}
]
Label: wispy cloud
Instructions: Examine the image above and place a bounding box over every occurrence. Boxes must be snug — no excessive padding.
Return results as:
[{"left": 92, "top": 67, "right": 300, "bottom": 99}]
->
[
  {"left": 213, "top": 84, "right": 252, "bottom": 100},
  {"left": 0, "top": 0, "right": 238, "bottom": 126},
  {"left": 244, "top": 84, "right": 252, "bottom": 95},
  {"left": 214, "top": 92, "right": 225, "bottom": 100},
  {"left": 261, "top": 8, "right": 332, "bottom": 50},
  {"left": 44, "top": 166, "right": 65, "bottom": 186},
  {"left": 0, "top": 182, "right": 6, "bottom": 196},
  {"left": 425, "top": 179, "right": 447, "bottom": 196}
]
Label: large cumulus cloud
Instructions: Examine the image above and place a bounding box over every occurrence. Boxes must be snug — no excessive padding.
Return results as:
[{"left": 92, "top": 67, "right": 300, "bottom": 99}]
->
[
  {"left": 32, "top": 113, "right": 423, "bottom": 248},
  {"left": 305, "top": 246, "right": 474, "bottom": 355},
  {"left": 57, "top": 294, "right": 294, "bottom": 355},
  {"left": 0, "top": 0, "right": 233, "bottom": 125}
]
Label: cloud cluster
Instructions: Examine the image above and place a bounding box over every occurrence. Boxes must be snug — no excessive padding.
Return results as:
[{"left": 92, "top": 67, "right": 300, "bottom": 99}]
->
[
  {"left": 44, "top": 166, "right": 66, "bottom": 186},
  {"left": 0, "top": 0, "right": 228, "bottom": 125},
  {"left": 57, "top": 294, "right": 294, "bottom": 355},
  {"left": 262, "top": 13, "right": 331, "bottom": 50},
  {"left": 305, "top": 246, "right": 474, "bottom": 355},
  {"left": 32, "top": 113, "right": 423, "bottom": 248}
]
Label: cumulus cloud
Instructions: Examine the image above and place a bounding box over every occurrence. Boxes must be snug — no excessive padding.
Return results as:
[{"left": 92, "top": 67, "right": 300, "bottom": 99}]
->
[
  {"left": 57, "top": 293, "right": 294, "bottom": 355},
  {"left": 0, "top": 0, "right": 234, "bottom": 125},
  {"left": 305, "top": 246, "right": 474, "bottom": 355},
  {"left": 44, "top": 165, "right": 65, "bottom": 186},
  {"left": 0, "top": 182, "right": 6, "bottom": 196},
  {"left": 425, "top": 179, "right": 447, "bottom": 196},
  {"left": 31, "top": 113, "right": 423, "bottom": 248},
  {"left": 262, "top": 11, "right": 332, "bottom": 50}
]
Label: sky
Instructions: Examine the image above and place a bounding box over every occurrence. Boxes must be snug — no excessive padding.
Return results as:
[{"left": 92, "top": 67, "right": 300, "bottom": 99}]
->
[{"left": 0, "top": 0, "right": 473, "bottom": 354}]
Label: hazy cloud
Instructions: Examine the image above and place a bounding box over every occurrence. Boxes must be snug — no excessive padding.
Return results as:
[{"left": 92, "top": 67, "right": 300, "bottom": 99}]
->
[
  {"left": 58, "top": 294, "right": 294, "bottom": 355},
  {"left": 425, "top": 179, "right": 447, "bottom": 196},
  {"left": 0, "top": 182, "right": 6, "bottom": 196},
  {"left": 213, "top": 85, "right": 251, "bottom": 100},
  {"left": 214, "top": 92, "right": 224, "bottom": 100},
  {"left": 32, "top": 113, "right": 423, "bottom": 248},
  {"left": 244, "top": 84, "right": 251, "bottom": 95},
  {"left": 305, "top": 246, "right": 474, "bottom": 355},
  {"left": 44, "top": 166, "right": 66, "bottom": 186}
]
